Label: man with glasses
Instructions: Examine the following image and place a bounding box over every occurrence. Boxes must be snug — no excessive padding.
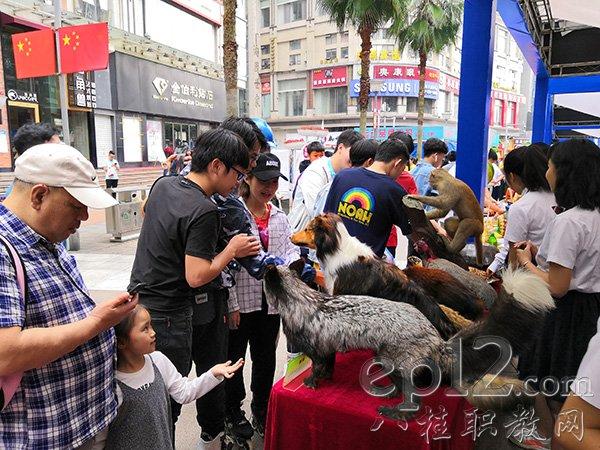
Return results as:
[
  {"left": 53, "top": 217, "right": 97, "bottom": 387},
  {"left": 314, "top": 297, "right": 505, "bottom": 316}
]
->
[{"left": 128, "top": 129, "right": 261, "bottom": 444}]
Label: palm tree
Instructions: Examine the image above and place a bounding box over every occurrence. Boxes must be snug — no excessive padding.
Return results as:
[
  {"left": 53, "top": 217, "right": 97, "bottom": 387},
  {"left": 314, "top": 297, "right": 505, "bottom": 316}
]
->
[
  {"left": 318, "top": 0, "right": 407, "bottom": 133},
  {"left": 389, "top": 0, "right": 462, "bottom": 159},
  {"left": 223, "top": 0, "right": 239, "bottom": 116}
]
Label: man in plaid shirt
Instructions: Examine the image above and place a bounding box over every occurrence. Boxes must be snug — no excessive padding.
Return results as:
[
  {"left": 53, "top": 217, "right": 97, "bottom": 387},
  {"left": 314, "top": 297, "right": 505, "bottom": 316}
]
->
[{"left": 0, "top": 144, "right": 137, "bottom": 449}]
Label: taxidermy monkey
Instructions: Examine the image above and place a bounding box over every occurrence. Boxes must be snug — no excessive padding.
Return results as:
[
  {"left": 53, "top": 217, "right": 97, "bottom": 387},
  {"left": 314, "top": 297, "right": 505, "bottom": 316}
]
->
[{"left": 408, "top": 169, "right": 484, "bottom": 264}]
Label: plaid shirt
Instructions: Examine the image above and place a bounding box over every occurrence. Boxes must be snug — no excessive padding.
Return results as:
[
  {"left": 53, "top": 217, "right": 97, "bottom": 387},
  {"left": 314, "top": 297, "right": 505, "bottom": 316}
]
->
[
  {"left": 0, "top": 204, "right": 117, "bottom": 449},
  {"left": 228, "top": 200, "right": 300, "bottom": 314}
]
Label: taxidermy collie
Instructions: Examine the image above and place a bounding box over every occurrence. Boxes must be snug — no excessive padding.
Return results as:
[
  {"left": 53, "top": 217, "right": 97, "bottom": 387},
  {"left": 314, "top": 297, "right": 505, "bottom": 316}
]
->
[
  {"left": 292, "top": 214, "right": 486, "bottom": 338},
  {"left": 264, "top": 264, "right": 553, "bottom": 417}
]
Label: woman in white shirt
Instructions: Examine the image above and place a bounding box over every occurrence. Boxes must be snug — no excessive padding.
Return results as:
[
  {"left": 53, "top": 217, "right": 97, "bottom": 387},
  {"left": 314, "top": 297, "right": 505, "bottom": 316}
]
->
[
  {"left": 487, "top": 144, "right": 556, "bottom": 274},
  {"left": 516, "top": 139, "right": 600, "bottom": 440}
]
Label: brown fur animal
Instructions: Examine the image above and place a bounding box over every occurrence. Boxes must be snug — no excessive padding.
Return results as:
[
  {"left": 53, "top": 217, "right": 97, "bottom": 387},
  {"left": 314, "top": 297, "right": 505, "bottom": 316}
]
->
[{"left": 408, "top": 168, "right": 484, "bottom": 264}]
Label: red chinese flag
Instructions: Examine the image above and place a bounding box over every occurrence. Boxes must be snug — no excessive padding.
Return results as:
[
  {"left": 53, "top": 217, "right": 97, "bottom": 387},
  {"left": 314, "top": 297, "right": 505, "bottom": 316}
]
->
[
  {"left": 11, "top": 29, "right": 56, "bottom": 79},
  {"left": 58, "top": 23, "right": 109, "bottom": 74}
]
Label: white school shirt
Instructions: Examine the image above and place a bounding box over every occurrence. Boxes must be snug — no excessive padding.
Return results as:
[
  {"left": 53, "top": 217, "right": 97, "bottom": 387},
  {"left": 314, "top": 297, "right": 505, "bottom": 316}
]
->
[
  {"left": 288, "top": 156, "right": 335, "bottom": 232},
  {"left": 571, "top": 316, "right": 600, "bottom": 409},
  {"left": 115, "top": 351, "right": 222, "bottom": 405},
  {"left": 536, "top": 207, "right": 600, "bottom": 293},
  {"left": 105, "top": 159, "right": 120, "bottom": 179},
  {"left": 488, "top": 190, "right": 556, "bottom": 273}
]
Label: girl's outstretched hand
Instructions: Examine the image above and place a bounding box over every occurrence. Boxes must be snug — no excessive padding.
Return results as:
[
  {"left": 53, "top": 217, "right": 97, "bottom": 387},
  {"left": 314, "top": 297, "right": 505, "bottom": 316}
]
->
[{"left": 211, "top": 358, "right": 244, "bottom": 378}]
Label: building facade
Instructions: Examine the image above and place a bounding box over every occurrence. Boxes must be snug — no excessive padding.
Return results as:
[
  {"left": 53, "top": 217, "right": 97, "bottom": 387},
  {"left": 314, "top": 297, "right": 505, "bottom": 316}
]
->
[
  {"left": 0, "top": 0, "right": 249, "bottom": 170},
  {"left": 247, "top": 1, "right": 532, "bottom": 148}
]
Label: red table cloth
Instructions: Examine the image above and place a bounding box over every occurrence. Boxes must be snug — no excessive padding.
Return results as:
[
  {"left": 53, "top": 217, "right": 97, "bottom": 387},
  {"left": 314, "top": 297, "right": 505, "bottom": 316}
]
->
[{"left": 264, "top": 350, "right": 476, "bottom": 450}]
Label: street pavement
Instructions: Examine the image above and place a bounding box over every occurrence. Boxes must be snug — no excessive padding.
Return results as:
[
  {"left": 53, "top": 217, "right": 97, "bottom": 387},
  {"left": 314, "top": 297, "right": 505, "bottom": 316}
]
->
[{"left": 72, "top": 209, "right": 288, "bottom": 449}]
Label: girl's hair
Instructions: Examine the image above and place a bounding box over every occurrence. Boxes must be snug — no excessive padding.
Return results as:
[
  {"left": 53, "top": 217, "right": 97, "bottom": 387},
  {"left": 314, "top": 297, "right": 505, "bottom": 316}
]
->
[
  {"left": 503, "top": 145, "right": 550, "bottom": 192},
  {"left": 550, "top": 139, "right": 600, "bottom": 211},
  {"left": 115, "top": 305, "right": 147, "bottom": 343},
  {"left": 239, "top": 175, "right": 252, "bottom": 200}
]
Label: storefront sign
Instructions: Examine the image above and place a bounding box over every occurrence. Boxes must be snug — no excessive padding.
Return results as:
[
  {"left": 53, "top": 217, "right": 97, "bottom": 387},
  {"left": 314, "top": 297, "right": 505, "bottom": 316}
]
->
[
  {"left": 439, "top": 72, "right": 460, "bottom": 94},
  {"left": 7, "top": 89, "right": 37, "bottom": 103},
  {"left": 68, "top": 72, "right": 97, "bottom": 108},
  {"left": 312, "top": 66, "right": 347, "bottom": 89},
  {"left": 373, "top": 65, "right": 439, "bottom": 82},
  {"left": 261, "top": 74, "right": 271, "bottom": 94},
  {"left": 112, "top": 53, "right": 225, "bottom": 122},
  {"left": 355, "top": 125, "right": 446, "bottom": 141},
  {"left": 349, "top": 79, "right": 438, "bottom": 99},
  {"left": 169, "top": 0, "right": 222, "bottom": 25},
  {"left": 492, "top": 89, "right": 526, "bottom": 104}
]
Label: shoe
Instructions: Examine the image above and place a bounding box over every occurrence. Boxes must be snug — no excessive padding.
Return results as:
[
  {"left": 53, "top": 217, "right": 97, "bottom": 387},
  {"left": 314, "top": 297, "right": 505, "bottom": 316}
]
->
[
  {"left": 251, "top": 416, "right": 265, "bottom": 438},
  {"left": 197, "top": 431, "right": 223, "bottom": 450},
  {"left": 508, "top": 434, "right": 551, "bottom": 450},
  {"left": 225, "top": 408, "right": 254, "bottom": 441}
]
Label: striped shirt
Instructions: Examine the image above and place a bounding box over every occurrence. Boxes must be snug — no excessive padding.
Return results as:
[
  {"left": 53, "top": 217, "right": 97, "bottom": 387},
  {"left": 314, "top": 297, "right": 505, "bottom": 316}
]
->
[
  {"left": 228, "top": 199, "right": 300, "bottom": 315},
  {"left": 0, "top": 204, "right": 117, "bottom": 449}
]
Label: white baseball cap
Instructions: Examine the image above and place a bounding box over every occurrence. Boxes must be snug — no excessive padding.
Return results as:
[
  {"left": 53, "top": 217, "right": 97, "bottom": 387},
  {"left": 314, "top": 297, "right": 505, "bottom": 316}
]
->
[{"left": 14, "top": 143, "right": 119, "bottom": 209}]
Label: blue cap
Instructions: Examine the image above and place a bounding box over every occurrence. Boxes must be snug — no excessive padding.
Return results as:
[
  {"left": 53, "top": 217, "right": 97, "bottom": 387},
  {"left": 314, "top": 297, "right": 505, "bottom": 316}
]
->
[{"left": 251, "top": 118, "right": 276, "bottom": 148}]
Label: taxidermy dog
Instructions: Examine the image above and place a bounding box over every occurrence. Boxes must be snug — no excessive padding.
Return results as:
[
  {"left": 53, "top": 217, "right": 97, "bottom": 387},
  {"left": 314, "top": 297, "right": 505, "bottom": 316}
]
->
[
  {"left": 407, "top": 169, "right": 484, "bottom": 264},
  {"left": 264, "top": 264, "right": 554, "bottom": 418},
  {"left": 292, "top": 214, "right": 485, "bottom": 338}
]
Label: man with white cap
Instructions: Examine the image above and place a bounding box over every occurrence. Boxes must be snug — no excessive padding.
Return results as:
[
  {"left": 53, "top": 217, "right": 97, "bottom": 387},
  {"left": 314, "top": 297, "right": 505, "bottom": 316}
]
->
[{"left": 0, "top": 143, "right": 138, "bottom": 449}]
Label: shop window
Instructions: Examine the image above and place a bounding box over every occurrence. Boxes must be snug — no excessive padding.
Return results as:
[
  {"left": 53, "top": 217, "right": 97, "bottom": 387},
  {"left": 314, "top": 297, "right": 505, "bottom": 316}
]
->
[
  {"left": 506, "top": 101, "right": 516, "bottom": 126},
  {"left": 381, "top": 97, "right": 398, "bottom": 113},
  {"left": 262, "top": 93, "right": 272, "bottom": 118},
  {"left": 261, "top": 58, "right": 271, "bottom": 70},
  {"left": 325, "top": 48, "right": 337, "bottom": 61},
  {"left": 289, "top": 39, "right": 301, "bottom": 51},
  {"left": 277, "top": 0, "right": 306, "bottom": 24},
  {"left": 261, "top": 44, "right": 270, "bottom": 55},
  {"left": 278, "top": 78, "right": 306, "bottom": 116},
  {"left": 289, "top": 54, "right": 301, "bottom": 66},
  {"left": 314, "top": 87, "right": 347, "bottom": 114},
  {"left": 341, "top": 47, "right": 349, "bottom": 59},
  {"left": 493, "top": 99, "right": 504, "bottom": 126},
  {"left": 406, "top": 98, "right": 435, "bottom": 114}
]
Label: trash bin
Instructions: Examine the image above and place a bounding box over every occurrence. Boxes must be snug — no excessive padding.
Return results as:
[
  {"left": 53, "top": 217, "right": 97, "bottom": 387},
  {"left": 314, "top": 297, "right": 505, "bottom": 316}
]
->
[{"left": 105, "top": 186, "right": 150, "bottom": 241}]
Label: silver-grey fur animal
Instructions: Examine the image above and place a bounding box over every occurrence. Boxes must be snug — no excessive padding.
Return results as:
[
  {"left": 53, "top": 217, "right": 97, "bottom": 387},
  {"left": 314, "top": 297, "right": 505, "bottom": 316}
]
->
[{"left": 264, "top": 265, "right": 554, "bottom": 418}]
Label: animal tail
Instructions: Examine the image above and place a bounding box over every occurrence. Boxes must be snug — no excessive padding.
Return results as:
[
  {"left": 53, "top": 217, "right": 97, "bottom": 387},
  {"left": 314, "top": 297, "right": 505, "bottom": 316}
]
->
[
  {"left": 446, "top": 268, "right": 554, "bottom": 395},
  {"left": 475, "top": 233, "right": 483, "bottom": 266}
]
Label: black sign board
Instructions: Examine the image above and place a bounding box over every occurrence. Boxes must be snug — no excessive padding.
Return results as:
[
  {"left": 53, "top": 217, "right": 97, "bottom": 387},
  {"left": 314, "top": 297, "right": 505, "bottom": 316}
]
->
[
  {"left": 68, "top": 72, "right": 97, "bottom": 108},
  {"left": 111, "top": 52, "right": 225, "bottom": 122}
]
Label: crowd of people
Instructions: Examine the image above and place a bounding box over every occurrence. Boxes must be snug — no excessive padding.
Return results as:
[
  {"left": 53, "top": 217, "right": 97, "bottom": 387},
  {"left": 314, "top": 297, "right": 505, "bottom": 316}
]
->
[{"left": 1, "top": 116, "right": 600, "bottom": 450}]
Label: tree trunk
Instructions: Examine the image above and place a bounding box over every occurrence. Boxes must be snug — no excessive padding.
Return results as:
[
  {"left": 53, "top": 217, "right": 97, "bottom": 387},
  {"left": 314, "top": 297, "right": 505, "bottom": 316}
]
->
[
  {"left": 223, "top": 0, "right": 239, "bottom": 116},
  {"left": 417, "top": 50, "right": 427, "bottom": 160},
  {"left": 358, "top": 25, "right": 373, "bottom": 134}
]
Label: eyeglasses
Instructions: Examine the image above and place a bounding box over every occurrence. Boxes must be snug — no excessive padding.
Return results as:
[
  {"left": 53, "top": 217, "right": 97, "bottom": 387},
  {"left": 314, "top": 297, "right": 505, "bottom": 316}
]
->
[{"left": 231, "top": 166, "right": 247, "bottom": 181}]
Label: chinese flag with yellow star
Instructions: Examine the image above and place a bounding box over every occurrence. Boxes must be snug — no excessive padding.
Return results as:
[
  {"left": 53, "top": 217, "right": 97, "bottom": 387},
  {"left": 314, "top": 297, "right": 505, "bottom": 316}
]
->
[
  {"left": 58, "top": 23, "right": 109, "bottom": 74},
  {"left": 11, "top": 29, "right": 56, "bottom": 79}
]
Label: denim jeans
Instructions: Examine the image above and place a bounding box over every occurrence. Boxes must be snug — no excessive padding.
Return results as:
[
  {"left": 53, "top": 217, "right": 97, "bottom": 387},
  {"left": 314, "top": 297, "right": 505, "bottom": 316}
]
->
[{"left": 145, "top": 303, "right": 193, "bottom": 431}]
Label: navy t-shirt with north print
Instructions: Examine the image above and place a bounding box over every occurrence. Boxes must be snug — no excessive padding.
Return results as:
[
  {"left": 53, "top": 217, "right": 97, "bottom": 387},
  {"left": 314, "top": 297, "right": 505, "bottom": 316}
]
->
[{"left": 323, "top": 167, "right": 412, "bottom": 257}]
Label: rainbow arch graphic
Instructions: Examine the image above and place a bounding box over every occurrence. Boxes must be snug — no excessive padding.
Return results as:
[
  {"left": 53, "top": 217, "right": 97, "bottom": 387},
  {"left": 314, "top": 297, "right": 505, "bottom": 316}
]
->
[{"left": 340, "top": 187, "right": 375, "bottom": 211}]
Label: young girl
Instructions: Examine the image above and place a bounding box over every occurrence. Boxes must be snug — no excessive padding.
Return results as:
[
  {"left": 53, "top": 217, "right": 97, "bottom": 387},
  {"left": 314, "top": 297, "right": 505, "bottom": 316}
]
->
[
  {"left": 487, "top": 145, "right": 555, "bottom": 274},
  {"left": 225, "top": 153, "right": 300, "bottom": 438},
  {"left": 516, "top": 139, "right": 600, "bottom": 445},
  {"left": 106, "top": 305, "right": 243, "bottom": 449}
]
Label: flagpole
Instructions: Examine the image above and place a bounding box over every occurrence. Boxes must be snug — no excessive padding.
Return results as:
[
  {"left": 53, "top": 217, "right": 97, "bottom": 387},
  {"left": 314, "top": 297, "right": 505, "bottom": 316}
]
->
[{"left": 54, "top": 0, "right": 71, "bottom": 146}]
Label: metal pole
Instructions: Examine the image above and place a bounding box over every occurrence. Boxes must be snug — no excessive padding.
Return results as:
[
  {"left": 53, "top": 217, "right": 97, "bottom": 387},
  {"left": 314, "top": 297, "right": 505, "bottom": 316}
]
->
[{"left": 54, "top": 0, "right": 71, "bottom": 145}]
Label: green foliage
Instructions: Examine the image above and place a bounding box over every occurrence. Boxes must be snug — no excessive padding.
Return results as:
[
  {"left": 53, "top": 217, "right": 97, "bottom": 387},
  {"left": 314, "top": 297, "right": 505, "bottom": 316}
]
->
[
  {"left": 389, "top": 0, "right": 463, "bottom": 56},
  {"left": 318, "top": 0, "right": 407, "bottom": 31}
]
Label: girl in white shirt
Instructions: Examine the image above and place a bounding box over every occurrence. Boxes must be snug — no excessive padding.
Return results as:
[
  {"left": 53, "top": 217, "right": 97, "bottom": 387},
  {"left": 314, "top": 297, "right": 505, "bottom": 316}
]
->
[
  {"left": 516, "top": 139, "right": 600, "bottom": 442},
  {"left": 487, "top": 144, "right": 556, "bottom": 274},
  {"left": 106, "top": 305, "right": 243, "bottom": 449}
]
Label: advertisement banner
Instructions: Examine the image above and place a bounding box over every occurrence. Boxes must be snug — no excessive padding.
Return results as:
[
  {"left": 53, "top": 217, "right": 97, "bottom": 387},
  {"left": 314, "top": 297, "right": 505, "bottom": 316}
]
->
[
  {"left": 355, "top": 125, "right": 446, "bottom": 141},
  {"left": 373, "top": 65, "right": 439, "bottom": 81},
  {"left": 439, "top": 72, "right": 460, "bottom": 94},
  {"left": 312, "top": 66, "right": 348, "bottom": 89},
  {"left": 349, "top": 79, "right": 438, "bottom": 99}
]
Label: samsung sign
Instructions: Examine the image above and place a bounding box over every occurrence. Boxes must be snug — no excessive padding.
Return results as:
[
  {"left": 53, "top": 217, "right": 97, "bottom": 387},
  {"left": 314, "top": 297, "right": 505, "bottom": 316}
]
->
[{"left": 349, "top": 79, "right": 438, "bottom": 99}]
